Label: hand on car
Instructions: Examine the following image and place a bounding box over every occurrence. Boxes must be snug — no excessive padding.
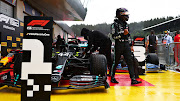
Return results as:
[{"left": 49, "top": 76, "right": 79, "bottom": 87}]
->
[
  {"left": 83, "top": 51, "right": 86, "bottom": 55},
  {"left": 82, "top": 51, "right": 86, "bottom": 58}
]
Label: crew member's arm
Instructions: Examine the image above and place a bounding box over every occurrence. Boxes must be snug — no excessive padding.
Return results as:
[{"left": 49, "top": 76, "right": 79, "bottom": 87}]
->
[
  {"left": 146, "top": 35, "right": 149, "bottom": 51},
  {"left": 155, "top": 36, "right": 158, "bottom": 49},
  {"left": 90, "top": 45, "right": 98, "bottom": 53},
  {"left": 84, "top": 36, "right": 93, "bottom": 53}
]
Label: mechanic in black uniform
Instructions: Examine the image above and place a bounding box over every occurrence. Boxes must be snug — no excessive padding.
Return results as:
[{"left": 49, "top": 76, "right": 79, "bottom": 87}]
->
[
  {"left": 146, "top": 30, "right": 158, "bottom": 53},
  {"left": 53, "top": 35, "right": 65, "bottom": 52},
  {"left": 110, "top": 8, "right": 141, "bottom": 84},
  {"left": 81, "top": 28, "right": 112, "bottom": 73}
]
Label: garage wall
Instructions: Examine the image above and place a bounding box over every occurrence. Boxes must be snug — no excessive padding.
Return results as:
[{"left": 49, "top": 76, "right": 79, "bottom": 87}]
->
[
  {"left": 1, "top": 0, "right": 72, "bottom": 50},
  {"left": 53, "top": 23, "right": 64, "bottom": 39},
  {"left": 16, "top": 0, "right": 24, "bottom": 21},
  {"left": 0, "top": 13, "right": 23, "bottom": 57},
  {"left": 0, "top": 0, "right": 14, "bottom": 17},
  {"left": 15, "top": 0, "right": 69, "bottom": 43}
]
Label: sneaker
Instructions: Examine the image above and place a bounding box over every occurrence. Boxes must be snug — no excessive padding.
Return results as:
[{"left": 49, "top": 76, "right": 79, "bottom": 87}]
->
[
  {"left": 111, "top": 77, "right": 119, "bottom": 83},
  {"left": 105, "top": 82, "right": 110, "bottom": 89},
  {"left": 131, "top": 79, "right": 142, "bottom": 84}
]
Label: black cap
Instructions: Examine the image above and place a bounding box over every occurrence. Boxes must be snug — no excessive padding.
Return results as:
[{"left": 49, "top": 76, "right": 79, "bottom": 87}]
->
[{"left": 81, "top": 28, "right": 89, "bottom": 36}]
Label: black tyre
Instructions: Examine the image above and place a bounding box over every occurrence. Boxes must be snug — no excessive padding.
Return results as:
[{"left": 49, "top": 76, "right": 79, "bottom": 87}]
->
[
  {"left": 160, "top": 64, "right": 166, "bottom": 70},
  {"left": 90, "top": 54, "right": 107, "bottom": 76},
  {"left": 146, "top": 53, "right": 159, "bottom": 65}
]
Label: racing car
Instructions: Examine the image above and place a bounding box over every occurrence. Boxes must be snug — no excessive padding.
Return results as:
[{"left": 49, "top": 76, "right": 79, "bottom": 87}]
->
[
  {"left": 0, "top": 51, "right": 20, "bottom": 88},
  {"left": 52, "top": 38, "right": 109, "bottom": 89},
  {"left": 51, "top": 52, "right": 109, "bottom": 89},
  {"left": 0, "top": 52, "right": 15, "bottom": 67},
  {"left": 0, "top": 38, "right": 109, "bottom": 89}
]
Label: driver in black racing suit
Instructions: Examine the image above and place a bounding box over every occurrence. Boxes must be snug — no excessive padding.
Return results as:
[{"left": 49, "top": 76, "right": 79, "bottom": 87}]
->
[{"left": 110, "top": 8, "right": 142, "bottom": 84}]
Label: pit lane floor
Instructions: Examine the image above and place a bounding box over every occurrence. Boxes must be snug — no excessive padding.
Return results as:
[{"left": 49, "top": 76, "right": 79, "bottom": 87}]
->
[{"left": 0, "top": 70, "right": 180, "bottom": 101}]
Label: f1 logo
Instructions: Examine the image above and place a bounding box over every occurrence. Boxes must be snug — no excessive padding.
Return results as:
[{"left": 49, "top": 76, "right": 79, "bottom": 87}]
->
[
  {"left": 27, "top": 20, "right": 50, "bottom": 26},
  {"left": 135, "top": 38, "right": 144, "bottom": 41}
]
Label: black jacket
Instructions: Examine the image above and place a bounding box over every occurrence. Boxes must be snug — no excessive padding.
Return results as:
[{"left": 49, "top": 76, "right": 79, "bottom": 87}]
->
[
  {"left": 85, "top": 30, "right": 110, "bottom": 53},
  {"left": 149, "top": 34, "right": 156, "bottom": 46},
  {"left": 111, "top": 18, "right": 130, "bottom": 40},
  {"left": 111, "top": 18, "right": 132, "bottom": 46},
  {"left": 56, "top": 38, "right": 63, "bottom": 46}
]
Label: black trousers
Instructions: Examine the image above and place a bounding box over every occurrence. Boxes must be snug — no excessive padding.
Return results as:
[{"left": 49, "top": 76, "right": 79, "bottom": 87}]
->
[
  {"left": 148, "top": 45, "right": 156, "bottom": 53},
  {"left": 99, "top": 39, "right": 112, "bottom": 69},
  {"left": 111, "top": 40, "right": 135, "bottom": 78}
]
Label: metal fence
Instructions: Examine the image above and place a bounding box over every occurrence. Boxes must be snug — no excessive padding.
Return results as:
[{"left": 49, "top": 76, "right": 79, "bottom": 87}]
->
[{"left": 156, "top": 42, "right": 180, "bottom": 70}]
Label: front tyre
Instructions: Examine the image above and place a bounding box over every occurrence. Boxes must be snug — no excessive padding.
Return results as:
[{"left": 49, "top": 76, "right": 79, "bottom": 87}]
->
[{"left": 90, "top": 54, "right": 107, "bottom": 76}]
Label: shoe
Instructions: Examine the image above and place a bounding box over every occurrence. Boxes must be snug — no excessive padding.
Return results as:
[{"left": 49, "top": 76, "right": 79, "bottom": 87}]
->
[
  {"left": 135, "top": 75, "right": 139, "bottom": 79},
  {"left": 111, "top": 77, "right": 119, "bottom": 83},
  {"left": 105, "top": 82, "right": 110, "bottom": 89},
  {"left": 131, "top": 79, "right": 142, "bottom": 84}
]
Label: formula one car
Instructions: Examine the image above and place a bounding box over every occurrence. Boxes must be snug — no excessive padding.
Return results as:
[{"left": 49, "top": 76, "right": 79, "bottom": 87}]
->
[
  {"left": 51, "top": 52, "right": 109, "bottom": 89},
  {"left": 0, "top": 51, "right": 20, "bottom": 88},
  {"left": 0, "top": 38, "right": 109, "bottom": 90},
  {"left": 146, "top": 53, "right": 166, "bottom": 72},
  {"left": 52, "top": 38, "right": 109, "bottom": 89},
  {"left": 0, "top": 52, "right": 15, "bottom": 67}
]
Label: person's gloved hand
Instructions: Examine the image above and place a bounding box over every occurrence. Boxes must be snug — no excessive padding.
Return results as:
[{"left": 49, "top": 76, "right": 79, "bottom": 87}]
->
[
  {"left": 124, "top": 29, "right": 129, "bottom": 35},
  {"left": 82, "top": 53, "right": 86, "bottom": 58},
  {"left": 83, "top": 51, "right": 86, "bottom": 55},
  {"left": 82, "top": 51, "right": 86, "bottom": 58}
]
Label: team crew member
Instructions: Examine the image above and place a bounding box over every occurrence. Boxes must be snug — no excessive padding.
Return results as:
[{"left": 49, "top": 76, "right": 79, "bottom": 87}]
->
[
  {"left": 162, "top": 31, "right": 173, "bottom": 64},
  {"left": 53, "top": 35, "right": 64, "bottom": 52},
  {"left": 81, "top": 28, "right": 113, "bottom": 72},
  {"left": 174, "top": 31, "right": 180, "bottom": 66},
  {"left": 146, "top": 30, "right": 158, "bottom": 53},
  {"left": 110, "top": 8, "right": 141, "bottom": 84},
  {"left": 162, "top": 31, "right": 173, "bottom": 45}
]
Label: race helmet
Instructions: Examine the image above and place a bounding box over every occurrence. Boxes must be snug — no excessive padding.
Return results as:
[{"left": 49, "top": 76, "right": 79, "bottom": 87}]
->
[{"left": 116, "top": 8, "right": 129, "bottom": 21}]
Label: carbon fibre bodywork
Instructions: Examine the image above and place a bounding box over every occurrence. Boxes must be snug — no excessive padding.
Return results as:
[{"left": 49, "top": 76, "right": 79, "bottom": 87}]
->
[{"left": 51, "top": 51, "right": 109, "bottom": 89}]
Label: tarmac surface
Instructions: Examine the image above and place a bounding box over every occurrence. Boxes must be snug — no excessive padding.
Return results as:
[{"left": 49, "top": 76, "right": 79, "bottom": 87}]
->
[{"left": 0, "top": 70, "right": 180, "bottom": 101}]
